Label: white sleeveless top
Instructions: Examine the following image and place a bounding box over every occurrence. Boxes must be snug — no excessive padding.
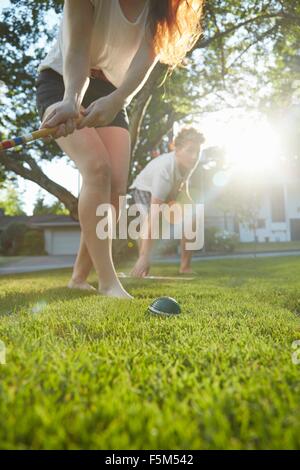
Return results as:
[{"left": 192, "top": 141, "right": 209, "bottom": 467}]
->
[{"left": 38, "top": 0, "right": 150, "bottom": 88}]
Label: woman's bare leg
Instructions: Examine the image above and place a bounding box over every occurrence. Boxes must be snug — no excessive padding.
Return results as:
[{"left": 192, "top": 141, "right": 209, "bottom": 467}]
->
[
  {"left": 68, "top": 235, "right": 95, "bottom": 290},
  {"left": 179, "top": 237, "right": 194, "bottom": 273},
  {"left": 96, "top": 127, "right": 131, "bottom": 206},
  {"left": 70, "top": 126, "right": 131, "bottom": 284},
  {"left": 49, "top": 122, "right": 132, "bottom": 298}
]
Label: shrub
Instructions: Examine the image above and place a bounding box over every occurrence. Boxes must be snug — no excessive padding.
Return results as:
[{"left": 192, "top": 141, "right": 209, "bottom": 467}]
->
[
  {"left": 215, "top": 230, "right": 239, "bottom": 252},
  {"left": 112, "top": 238, "right": 138, "bottom": 265},
  {"left": 204, "top": 227, "right": 239, "bottom": 252},
  {"left": 204, "top": 226, "right": 219, "bottom": 251},
  {"left": 18, "top": 229, "right": 46, "bottom": 255},
  {"left": 0, "top": 222, "right": 28, "bottom": 255},
  {"left": 0, "top": 223, "right": 46, "bottom": 255}
]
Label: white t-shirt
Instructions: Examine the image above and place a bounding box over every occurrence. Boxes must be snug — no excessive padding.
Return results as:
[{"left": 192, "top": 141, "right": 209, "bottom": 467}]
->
[
  {"left": 130, "top": 152, "right": 190, "bottom": 201},
  {"left": 38, "top": 0, "right": 150, "bottom": 90}
]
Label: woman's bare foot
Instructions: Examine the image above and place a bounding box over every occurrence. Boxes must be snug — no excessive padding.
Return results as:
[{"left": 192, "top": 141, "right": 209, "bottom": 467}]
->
[
  {"left": 99, "top": 282, "right": 133, "bottom": 299},
  {"left": 68, "top": 279, "right": 97, "bottom": 292},
  {"left": 179, "top": 266, "right": 195, "bottom": 275}
]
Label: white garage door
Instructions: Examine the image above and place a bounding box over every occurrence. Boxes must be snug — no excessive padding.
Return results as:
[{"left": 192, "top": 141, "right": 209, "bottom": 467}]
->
[{"left": 51, "top": 230, "right": 80, "bottom": 255}]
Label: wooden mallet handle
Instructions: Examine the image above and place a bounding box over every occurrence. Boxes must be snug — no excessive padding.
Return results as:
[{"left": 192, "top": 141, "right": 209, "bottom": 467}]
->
[{"left": 0, "top": 116, "right": 84, "bottom": 151}]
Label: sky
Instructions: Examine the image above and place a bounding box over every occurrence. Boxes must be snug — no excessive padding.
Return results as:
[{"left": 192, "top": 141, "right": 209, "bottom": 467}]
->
[{"left": 0, "top": 0, "right": 10, "bottom": 10}]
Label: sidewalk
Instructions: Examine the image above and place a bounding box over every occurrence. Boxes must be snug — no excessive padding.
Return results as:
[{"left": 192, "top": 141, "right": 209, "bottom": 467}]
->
[
  {"left": 1, "top": 250, "right": 300, "bottom": 275},
  {"left": 0, "top": 255, "right": 76, "bottom": 275},
  {"left": 153, "top": 250, "right": 300, "bottom": 264}
]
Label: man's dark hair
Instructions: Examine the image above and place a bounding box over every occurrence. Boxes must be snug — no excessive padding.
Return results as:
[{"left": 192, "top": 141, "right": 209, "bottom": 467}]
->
[{"left": 174, "top": 127, "right": 205, "bottom": 148}]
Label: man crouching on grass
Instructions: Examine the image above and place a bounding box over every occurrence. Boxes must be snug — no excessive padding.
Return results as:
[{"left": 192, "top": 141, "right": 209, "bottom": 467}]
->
[{"left": 130, "top": 127, "right": 205, "bottom": 278}]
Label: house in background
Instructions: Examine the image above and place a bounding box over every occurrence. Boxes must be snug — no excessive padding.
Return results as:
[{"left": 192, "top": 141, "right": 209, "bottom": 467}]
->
[
  {"left": 31, "top": 216, "right": 80, "bottom": 255},
  {"left": 191, "top": 157, "right": 300, "bottom": 243},
  {"left": 239, "top": 179, "right": 300, "bottom": 243},
  {"left": 0, "top": 213, "right": 80, "bottom": 255}
]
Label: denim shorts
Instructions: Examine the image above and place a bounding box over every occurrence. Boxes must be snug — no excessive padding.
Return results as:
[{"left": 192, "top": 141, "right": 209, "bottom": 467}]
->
[{"left": 35, "top": 68, "right": 129, "bottom": 130}]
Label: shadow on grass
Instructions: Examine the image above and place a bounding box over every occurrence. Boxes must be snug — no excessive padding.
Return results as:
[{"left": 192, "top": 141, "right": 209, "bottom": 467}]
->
[
  {"left": 0, "top": 272, "right": 200, "bottom": 316},
  {"left": 1, "top": 258, "right": 300, "bottom": 317},
  {"left": 0, "top": 284, "right": 99, "bottom": 317}
]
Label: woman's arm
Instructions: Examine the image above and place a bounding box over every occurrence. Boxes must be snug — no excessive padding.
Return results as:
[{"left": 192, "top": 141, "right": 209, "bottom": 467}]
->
[
  {"left": 78, "top": 32, "right": 158, "bottom": 129},
  {"left": 131, "top": 196, "right": 164, "bottom": 278},
  {"left": 62, "top": 0, "right": 93, "bottom": 106},
  {"left": 111, "top": 33, "right": 159, "bottom": 106},
  {"left": 41, "top": 0, "right": 94, "bottom": 134}
]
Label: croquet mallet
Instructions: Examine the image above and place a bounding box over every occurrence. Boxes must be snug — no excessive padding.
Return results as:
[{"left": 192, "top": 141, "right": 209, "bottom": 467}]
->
[{"left": 0, "top": 126, "right": 60, "bottom": 151}]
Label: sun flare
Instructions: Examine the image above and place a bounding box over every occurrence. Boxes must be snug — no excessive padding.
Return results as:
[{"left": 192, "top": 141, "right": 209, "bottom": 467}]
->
[{"left": 224, "top": 118, "right": 282, "bottom": 173}]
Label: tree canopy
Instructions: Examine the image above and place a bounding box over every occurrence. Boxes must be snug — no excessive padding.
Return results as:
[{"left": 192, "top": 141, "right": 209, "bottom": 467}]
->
[{"left": 0, "top": 0, "right": 299, "bottom": 218}]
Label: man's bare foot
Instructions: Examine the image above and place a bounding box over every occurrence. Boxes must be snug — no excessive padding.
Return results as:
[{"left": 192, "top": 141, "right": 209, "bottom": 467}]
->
[
  {"left": 67, "top": 280, "right": 97, "bottom": 292},
  {"left": 179, "top": 267, "right": 196, "bottom": 275},
  {"left": 99, "top": 283, "right": 133, "bottom": 299}
]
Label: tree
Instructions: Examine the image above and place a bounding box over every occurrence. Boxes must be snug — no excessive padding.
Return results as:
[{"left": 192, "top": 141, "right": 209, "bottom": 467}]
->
[
  {"left": 0, "top": 182, "right": 25, "bottom": 215},
  {"left": 0, "top": 0, "right": 78, "bottom": 216},
  {"left": 128, "top": 0, "right": 300, "bottom": 183},
  {"left": 33, "top": 193, "right": 69, "bottom": 215}
]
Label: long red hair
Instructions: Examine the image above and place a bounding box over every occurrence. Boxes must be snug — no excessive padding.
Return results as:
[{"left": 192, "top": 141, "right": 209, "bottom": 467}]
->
[{"left": 148, "top": 0, "right": 205, "bottom": 67}]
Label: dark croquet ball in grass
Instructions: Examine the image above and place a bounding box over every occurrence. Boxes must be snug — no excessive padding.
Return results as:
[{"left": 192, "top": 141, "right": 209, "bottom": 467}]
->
[{"left": 148, "top": 296, "right": 181, "bottom": 316}]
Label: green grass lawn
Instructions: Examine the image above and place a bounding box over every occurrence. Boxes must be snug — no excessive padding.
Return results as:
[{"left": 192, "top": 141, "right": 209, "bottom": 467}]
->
[{"left": 0, "top": 257, "right": 300, "bottom": 450}]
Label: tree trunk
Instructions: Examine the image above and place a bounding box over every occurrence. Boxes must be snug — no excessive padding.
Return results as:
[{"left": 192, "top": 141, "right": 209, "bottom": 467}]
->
[
  {"left": 129, "top": 62, "right": 168, "bottom": 154},
  {"left": 0, "top": 151, "right": 79, "bottom": 220}
]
